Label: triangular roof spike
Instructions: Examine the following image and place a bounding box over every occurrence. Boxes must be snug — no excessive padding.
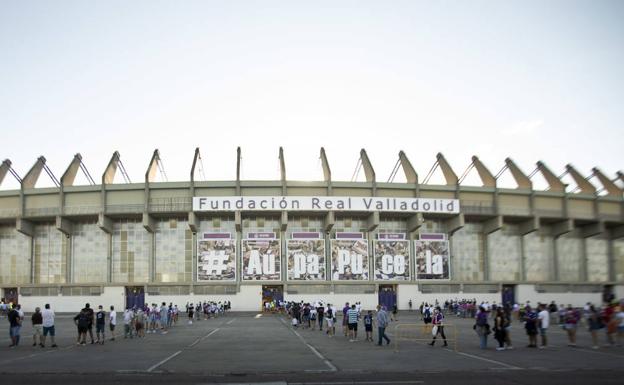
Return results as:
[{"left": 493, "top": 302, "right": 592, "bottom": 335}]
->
[
  {"left": 145, "top": 149, "right": 161, "bottom": 183},
  {"left": 398, "top": 151, "right": 417, "bottom": 184},
  {"left": 0, "top": 159, "right": 12, "bottom": 186},
  {"left": 320, "top": 147, "right": 331, "bottom": 182},
  {"left": 536, "top": 161, "right": 565, "bottom": 192},
  {"left": 190, "top": 147, "right": 200, "bottom": 183},
  {"left": 236, "top": 147, "right": 241, "bottom": 182},
  {"left": 502, "top": 158, "right": 532, "bottom": 189},
  {"left": 565, "top": 164, "right": 596, "bottom": 195},
  {"left": 279, "top": 147, "right": 286, "bottom": 183},
  {"left": 60, "top": 154, "right": 83, "bottom": 187},
  {"left": 616, "top": 171, "right": 624, "bottom": 185},
  {"left": 102, "top": 151, "right": 121, "bottom": 185},
  {"left": 470, "top": 156, "right": 496, "bottom": 187},
  {"left": 436, "top": 153, "right": 458, "bottom": 185},
  {"left": 22, "top": 156, "right": 48, "bottom": 189},
  {"left": 359, "top": 149, "right": 376, "bottom": 183},
  {"left": 592, "top": 167, "right": 622, "bottom": 197}
]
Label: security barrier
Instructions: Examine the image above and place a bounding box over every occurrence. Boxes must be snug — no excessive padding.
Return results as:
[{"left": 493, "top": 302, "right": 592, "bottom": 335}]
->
[{"left": 393, "top": 323, "right": 458, "bottom": 352}]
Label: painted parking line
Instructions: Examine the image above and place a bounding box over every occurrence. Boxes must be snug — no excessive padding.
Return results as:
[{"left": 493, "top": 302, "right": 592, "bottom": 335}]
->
[
  {"left": 279, "top": 317, "right": 337, "bottom": 372},
  {"left": 226, "top": 318, "right": 236, "bottom": 325},
  {"left": 146, "top": 350, "right": 182, "bottom": 372},
  {"left": 288, "top": 380, "right": 425, "bottom": 385},
  {"left": 445, "top": 349, "right": 522, "bottom": 370}
]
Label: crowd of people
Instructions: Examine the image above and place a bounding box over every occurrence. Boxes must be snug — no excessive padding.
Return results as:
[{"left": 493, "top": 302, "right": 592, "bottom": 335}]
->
[
  {"left": 470, "top": 299, "right": 624, "bottom": 350},
  {"left": 4, "top": 296, "right": 624, "bottom": 351},
  {"left": 283, "top": 300, "right": 393, "bottom": 346},
  {"left": 2, "top": 299, "right": 231, "bottom": 348}
]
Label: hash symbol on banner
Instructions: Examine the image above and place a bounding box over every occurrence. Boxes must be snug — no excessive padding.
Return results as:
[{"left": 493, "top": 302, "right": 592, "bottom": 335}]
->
[{"left": 202, "top": 251, "right": 229, "bottom": 275}]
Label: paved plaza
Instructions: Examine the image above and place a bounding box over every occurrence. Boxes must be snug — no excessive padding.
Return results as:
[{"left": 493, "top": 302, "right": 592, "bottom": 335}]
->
[{"left": 1, "top": 311, "right": 622, "bottom": 384}]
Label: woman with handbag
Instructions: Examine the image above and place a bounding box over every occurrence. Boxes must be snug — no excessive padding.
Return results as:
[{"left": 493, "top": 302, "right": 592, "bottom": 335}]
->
[
  {"left": 494, "top": 308, "right": 506, "bottom": 351},
  {"left": 429, "top": 306, "right": 447, "bottom": 347}
]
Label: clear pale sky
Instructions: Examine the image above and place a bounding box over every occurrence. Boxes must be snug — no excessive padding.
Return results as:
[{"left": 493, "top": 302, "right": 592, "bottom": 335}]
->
[{"left": 1, "top": 0, "right": 622, "bottom": 190}]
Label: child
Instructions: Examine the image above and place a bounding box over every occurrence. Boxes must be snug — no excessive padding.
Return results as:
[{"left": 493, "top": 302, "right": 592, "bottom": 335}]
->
[{"left": 364, "top": 310, "right": 374, "bottom": 342}]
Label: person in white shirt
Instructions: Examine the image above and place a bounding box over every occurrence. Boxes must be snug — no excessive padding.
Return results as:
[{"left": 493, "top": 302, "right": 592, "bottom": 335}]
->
[
  {"left": 41, "top": 303, "right": 57, "bottom": 348},
  {"left": 123, "top": 309, "right": 133, "bottom": 339},
  {"left": 109, "top": 305, "right": 117, "bottom": 341},
  {"left": 537, "top": 303, "right": 550, "bottom": 348}
]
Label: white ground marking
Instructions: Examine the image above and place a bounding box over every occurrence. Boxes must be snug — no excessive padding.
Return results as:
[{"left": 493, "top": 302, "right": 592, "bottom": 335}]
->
[
  {"left": 279, "top": 317, "right": 337, "bottom": 372},
  {"left": 189, "top": 328, "right": 221, "bottom": 347},
  {"left": 445, "top": 349, "right": 522, "bottom": 370},
  {"left": 146, "top": 350, "right": 182, "bottom": 372},
  {"left": 226, "top": 318, "right": 236, "bottom": 325},
  {"left": 255, "top": 314, "right": 263, "bottom": 318},
  {"left": 290, "top": 382, "right": 424, "bottom": 385}
]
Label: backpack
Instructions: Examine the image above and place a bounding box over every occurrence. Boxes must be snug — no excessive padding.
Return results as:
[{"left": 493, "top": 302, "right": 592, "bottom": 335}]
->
[{"left": 78, "top": 312, "right": 90, "bottom": 328}]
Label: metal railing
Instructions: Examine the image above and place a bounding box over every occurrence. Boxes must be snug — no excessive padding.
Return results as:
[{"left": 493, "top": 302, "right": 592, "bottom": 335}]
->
[{"left": 394, "top": 323, "right": 458, "bottom": 352}]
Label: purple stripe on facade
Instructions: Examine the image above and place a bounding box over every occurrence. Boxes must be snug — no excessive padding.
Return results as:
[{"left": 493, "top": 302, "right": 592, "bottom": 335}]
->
[
  {"left": 335, "top": 232, "right": 363, "bottom": 239},
  {"left": 420, "top": 233, "right": 446, "bottom": 240},
  {"left": 202, "top": 233, "right": 231, "bottom": 239},
  {"left": 378, "top": 233, "right": 406, "bottom": 240},
  {"left": 248, "top": 232, "right": 276, "bottom": 239},
  {"left": 291, "top": 232, "right": 321, "bottom": 239}
]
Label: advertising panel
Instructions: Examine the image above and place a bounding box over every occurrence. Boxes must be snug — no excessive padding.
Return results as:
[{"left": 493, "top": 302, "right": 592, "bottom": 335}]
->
[
  {"left": 287, "top": 239, "right": 326, "bottom": 281},
  {"left": 414, "top": 240, "right": 450, "bottom": 280},
  {"left": 373, "top": 240, "right": 410, "bottom": 280},
  {"left": 330, "top": 239, "right": 369, "bottom": 280},
  {"left": 197, "top": 236, "right": 236, "bottom": 281},
  {"left": 242, "top": 239, "right": 281, "bottom": 281}
]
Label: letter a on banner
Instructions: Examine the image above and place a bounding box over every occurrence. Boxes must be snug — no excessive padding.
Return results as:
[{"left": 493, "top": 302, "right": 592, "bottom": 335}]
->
[{"left": 242, "top": 239, "right": 281, "bottom": 280}]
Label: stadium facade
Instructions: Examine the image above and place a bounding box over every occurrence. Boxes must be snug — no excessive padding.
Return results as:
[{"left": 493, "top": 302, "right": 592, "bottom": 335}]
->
[{"left": 0, "top": 148, "right": 623, "bottom": 312}]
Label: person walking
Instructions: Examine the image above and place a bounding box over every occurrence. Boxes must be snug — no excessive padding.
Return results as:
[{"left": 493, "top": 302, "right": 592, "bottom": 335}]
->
[
  {"left": 41, "top": 304, "right": 57, "bottom": 348},
  {"left": 363, "top": 310, "right": 374, "bottom": 342},
  {"left": 474, "top": 306, "right": 489, "bottom": 349},
  {"left": 537, "top": 303, "right": 550, "bottom": 349},
  {"left": 376, "top": 305, "right": 391, "bottom": 346},
  {"left": 347, "top": 304, "right": 359, "bottom": 341},
  {"left": 563, "top": 304, "right": 580, "bottom": 347},
  {"left": 109, "top": 306, "right": 117, "bottom": 341},
  {"left": 524, "top": 305, "right": 538, "bottom": 348},
  {"left": 95, "top": 305, "right": 106, "bottom": 344},
  {"left": 31, "top": 307, "right": 44, "bottom": 347},
  {"left": 587, "top": 304, "right": 602, "bottom": 349},
  {"left": 429, "top": 306, "right": 448, "bottom": 347},
  {"left": 493, "top": 308, "right": 506, "bottom": 351},
  {"left": 7, "top": 305, "right": 21, "bottom": 347}
]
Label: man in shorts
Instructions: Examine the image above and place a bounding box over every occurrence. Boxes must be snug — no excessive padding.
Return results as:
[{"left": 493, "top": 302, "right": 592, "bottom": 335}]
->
[
  {"left": 347, "top": 304, "right": 359, "bottom": 342},
  {"left": 95, "top": 305, "right": 106, "bottom": 344},
  {"left": 109, "top": 305, "right": 117, "bottom": 341},
  {"left": 82, "top": 303, "right": 95, "bottom": 344},
  {"left": 8, "top": 305, "right": 21, "bottom": 347},
  {"left": 74, "top": 308, "right": 90, "bottom": 345},
  {"left": 41, "top": 304, "right": 57, "bottom": 348},
  {"left": 537, "top": 303, "right": 550, "bottom": 348},
  {"left": 31, "top": 307, "right": 43, "bottom": 347}
]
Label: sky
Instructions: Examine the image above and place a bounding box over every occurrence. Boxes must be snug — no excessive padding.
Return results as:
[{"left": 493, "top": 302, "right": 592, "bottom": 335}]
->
[{"left": 1, "top": 0, "right": 623, "bottom": 191}]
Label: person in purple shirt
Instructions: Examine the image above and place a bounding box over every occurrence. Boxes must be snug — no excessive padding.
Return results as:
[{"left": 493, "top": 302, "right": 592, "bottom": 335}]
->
[{"left": 342, "top": 302, "right": 350, "bottom": 337}]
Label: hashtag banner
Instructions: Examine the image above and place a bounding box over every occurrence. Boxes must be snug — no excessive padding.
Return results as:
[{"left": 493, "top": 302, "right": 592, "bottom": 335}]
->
[{"left": 197, "top": 238, "right": 237, "bottom": 281}]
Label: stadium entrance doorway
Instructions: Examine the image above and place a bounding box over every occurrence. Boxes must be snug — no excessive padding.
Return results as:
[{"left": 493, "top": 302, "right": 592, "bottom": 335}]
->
[
  {"left": 502, "top": 284, "right": 515, "bottom": 307},
  {"left": 262, "top": 285, "right": 283, "bottom": 311},
  {"left": 378, "top": 285, "right": 397, "bottom": 311},
  {"left": 2, "top": 287, "right": 18, "bottom": 306},
  {"left": 125, "top": 286, "right": 145, "bottom": 309}
]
